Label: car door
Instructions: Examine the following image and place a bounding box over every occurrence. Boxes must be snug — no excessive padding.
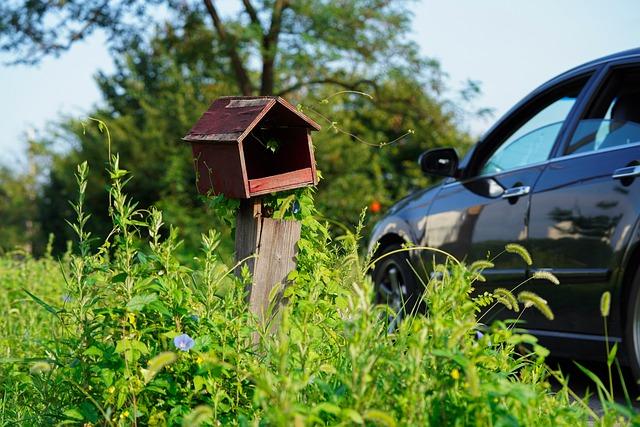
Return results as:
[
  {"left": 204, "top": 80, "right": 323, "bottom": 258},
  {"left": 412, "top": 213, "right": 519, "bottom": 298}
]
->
[
  {"left": 526, "top": 63, "right": 640, "bottom": 337},
  {"left": 423, "top": 73, "right": 594, "bottom": 296}
]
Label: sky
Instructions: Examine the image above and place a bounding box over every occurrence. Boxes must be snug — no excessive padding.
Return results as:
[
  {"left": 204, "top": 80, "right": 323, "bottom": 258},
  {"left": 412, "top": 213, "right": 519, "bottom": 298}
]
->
[{"left": 0, "top": 0, "right": 639, "bottom": 166}]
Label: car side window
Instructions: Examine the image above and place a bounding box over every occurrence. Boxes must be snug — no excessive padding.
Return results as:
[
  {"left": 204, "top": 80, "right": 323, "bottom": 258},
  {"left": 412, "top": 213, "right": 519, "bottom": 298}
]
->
[
  {"left": 566, "top": 68, "right": 640, "bottom": 155},
  {"left": 481, "top": 121, "right": 565, "bottom": 176},
  {"left": 480, "top": 79, "right": 588, "bottom": 176}
]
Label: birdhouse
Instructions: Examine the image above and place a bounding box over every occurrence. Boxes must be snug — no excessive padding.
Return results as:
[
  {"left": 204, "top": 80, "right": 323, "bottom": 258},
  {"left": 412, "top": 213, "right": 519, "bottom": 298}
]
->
[{"left": 183, "top": 96, "right": 321, "bottom": 199}]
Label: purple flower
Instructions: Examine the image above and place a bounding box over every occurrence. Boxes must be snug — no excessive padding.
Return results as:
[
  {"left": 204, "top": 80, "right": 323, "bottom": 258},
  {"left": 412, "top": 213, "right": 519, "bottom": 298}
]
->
[
  {"left": 476, "top": 331, "right": 484, "bottom": 340},
  {"left": 173, "top": 333, "right": 195, "bottom": 352},
  {"left": 62, "top": 295, "right": 73, "bottom": 303}
]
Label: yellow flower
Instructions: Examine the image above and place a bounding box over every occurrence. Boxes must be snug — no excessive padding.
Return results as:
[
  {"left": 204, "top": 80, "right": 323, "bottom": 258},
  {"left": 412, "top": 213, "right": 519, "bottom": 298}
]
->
[
  {"left": 120, "top": 410, "right": 130, "bottom": 419},
  {"left": 127, "top": 313, "right": 136, "bottom": 325},
  {"left": 196, "top": 355, "right": 204, "bottom": 364},
  {"left": 107, "top": 386, "right": 115, "bottom": 394},
  {"left": 451, "top": 368, "right": 460, "bottom": 380}
]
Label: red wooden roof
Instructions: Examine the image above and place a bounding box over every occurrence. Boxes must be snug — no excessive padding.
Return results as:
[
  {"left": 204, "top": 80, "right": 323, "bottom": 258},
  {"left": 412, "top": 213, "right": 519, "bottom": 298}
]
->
[{"left": 183, "top": 96, "right": 321, "bottom": 143}]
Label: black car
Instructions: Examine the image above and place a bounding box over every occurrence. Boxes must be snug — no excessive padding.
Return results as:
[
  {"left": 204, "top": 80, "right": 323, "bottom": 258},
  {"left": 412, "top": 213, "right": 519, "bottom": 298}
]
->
[{"left": 369, "top": 48, "right": 640, "bottom": 379}]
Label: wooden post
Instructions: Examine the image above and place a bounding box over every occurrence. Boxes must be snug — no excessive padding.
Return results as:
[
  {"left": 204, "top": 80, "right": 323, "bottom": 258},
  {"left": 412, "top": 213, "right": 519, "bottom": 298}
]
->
[
  {"left": 235, "top": 198, "right": 301, "bottom": 324},
  {"left": 183, "top": 96, "right": 319, "bottom": 327}
]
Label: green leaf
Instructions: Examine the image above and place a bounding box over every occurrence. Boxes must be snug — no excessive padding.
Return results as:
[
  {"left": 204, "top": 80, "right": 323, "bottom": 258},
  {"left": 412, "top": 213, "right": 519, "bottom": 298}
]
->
[
  {"left": 83, "top": 346, "right": 104, "bottom": 357},
  {"left": 136, "top": 251, "right": 149, "bottom": 264},
  {"left": 63, "top": 407, "right": 84, "bottom": 420},
  {"left": 146, "top": 299, "right": 171, "bottom": 316},
  {"left": 195, "top": 335, "right": 212, "bottom": 351},
  {"left": 575, "top": 361, "right": 611, "bottom": 401},
  {"left": 287, "top": 269, "right": 299, "bottom": 281},
  {"left": 79, "top": 401, "right": 99, "bottom": 423},
  {"left": 313, "top": 402, "right": 342, "bottom": 416},
  {"left": 342, "top": 409, "right": 364, "bottom": 424},
  {"left": 101, "top": 369, "right": 115, "bottom": 387},
  {"left": 274, "top": 194, "right": 296, "bottom": 219},
  {"left": 182, "top": 405, "right": 214, "bottom": 427},
  {"left": 533, "top": 344, "right": 550, "bottom": 359},
  {"left": 116, "top": 339, "right": 149, "bottom": 363},
  {"left": 126, "top": 293, "right": 158, "bottom": 311},
  {"left": 507, "top": 333, "right": 538, "bottom": 345},
  {"left": 116, "top": 389, "right": 127, "bottom": 408},
  {"left": 23, "top": 289, "right": 60, "bottom": 317},
  {"left": 431, "top": 349, "right": 469, "bottom": 367},
  {"left": 194, "top": 375, "right": 206, "bottom": 392},
  {"left": 161, "top": 331, "right": 181, "bottom": 339},
  {"left": 363, "top": 410, "right": 397, "bottom": 427},
  {"left": 266, "top": 139, "right": 280, "bottom": 153},
  {"left": 111, "top": 272, "right": 127, "bottom": 283},
  {"left": 607, "top": 342, "right": 618, "bottom": 367}
]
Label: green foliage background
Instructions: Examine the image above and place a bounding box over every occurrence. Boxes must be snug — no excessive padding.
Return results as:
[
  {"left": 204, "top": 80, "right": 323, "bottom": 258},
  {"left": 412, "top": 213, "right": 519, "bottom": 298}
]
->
[{"left": 0, "top": 1, "right": 474, "bottom": 257}]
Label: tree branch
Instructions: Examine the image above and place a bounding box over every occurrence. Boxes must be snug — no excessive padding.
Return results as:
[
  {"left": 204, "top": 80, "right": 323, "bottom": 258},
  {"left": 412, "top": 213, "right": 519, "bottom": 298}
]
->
[
  {"left": 241, "top": 0, "right": 262, "bottom": 28},
  {"left": 4, "top": 0, "right": 109, "bottom": 65},
  {"left": 202, "top": 0, "right": 254, "bottom": 95},
  {"left": 276, "top": 78, "right": 379, "bottom": 97}
]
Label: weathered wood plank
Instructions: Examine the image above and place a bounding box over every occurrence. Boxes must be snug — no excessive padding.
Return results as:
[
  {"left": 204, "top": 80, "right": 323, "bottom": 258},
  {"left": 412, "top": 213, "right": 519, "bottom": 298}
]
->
[
  {"left": 235, "top": 198, "right": 301, "bottom": 324},
  {"left": 248, "top": 217, "right": 301, "bottom": 322},
  {"left": 235, "top": 198, "right": 263, "bottom": 275},
  {"left": 248, "top": 167, "right": 314, "bottom": 195}
]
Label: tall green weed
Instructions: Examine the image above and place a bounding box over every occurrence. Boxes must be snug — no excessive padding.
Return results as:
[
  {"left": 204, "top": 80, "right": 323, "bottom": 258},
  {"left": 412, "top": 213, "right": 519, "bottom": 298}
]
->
[{"left": 0, "top": 125, "right": 634, "bottom": 426}]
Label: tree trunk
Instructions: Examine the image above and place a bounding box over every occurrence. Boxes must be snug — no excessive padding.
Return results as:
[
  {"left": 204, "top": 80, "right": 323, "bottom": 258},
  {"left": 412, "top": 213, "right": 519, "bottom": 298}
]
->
[
  {"left": 260, "top": 0, "right": 286, "bottom": 95},
  {"left": 203, "top": 0, "right": 254, "bottom": 95}
]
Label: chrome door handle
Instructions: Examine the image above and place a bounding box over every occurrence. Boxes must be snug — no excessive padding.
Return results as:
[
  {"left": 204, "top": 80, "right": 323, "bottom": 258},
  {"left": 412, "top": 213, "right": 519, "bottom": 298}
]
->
[
  {"left": 501, "top": 185, "right": 530, "bottom": 199},
  {"left": 612, "top": 165, "right": 640, "bottom": 179}
]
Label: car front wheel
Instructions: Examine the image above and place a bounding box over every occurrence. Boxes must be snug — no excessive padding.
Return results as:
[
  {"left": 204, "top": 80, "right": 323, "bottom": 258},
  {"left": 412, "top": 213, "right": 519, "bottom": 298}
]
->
[
  {"left": 371, "top": 244, "right": 421, "bottom": 330},
  {"left": 625, "top": 268, "right": 640, "bottom": 384}
]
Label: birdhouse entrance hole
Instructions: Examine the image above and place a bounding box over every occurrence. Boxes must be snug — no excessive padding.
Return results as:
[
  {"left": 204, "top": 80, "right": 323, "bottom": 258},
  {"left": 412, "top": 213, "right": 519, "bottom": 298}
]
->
[{"left": 243, "top": 126, "right": 314, "bottom": 195}]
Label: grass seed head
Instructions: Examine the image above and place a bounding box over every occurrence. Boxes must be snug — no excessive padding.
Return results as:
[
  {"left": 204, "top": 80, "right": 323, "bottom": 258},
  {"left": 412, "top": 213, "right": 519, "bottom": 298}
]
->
[
  {"left": 493, "top": 288, "right": 519, "bottom": 312},
  {"left": 469, "top": 259, "right": 495, "bottom": 273},
  {"left": 505, "top": 243, "right": 532, "bottom": 266},
  {"left": 600, "top": 291, "right": 611, "bottom": 318},
  {"left": 518, "top": 291, "right": 554, "bottom": 320},
  {"left": 532, "top": 270, "right": 560, "bottom": 285}
]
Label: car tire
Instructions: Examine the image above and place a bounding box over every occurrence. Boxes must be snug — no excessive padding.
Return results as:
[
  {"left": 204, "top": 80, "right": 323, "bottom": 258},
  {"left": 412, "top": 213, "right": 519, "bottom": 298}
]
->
[
  {"left": 625, "top": 268, "right": 640, "bottom": 384},
  {"left": 371, "top": 244, "right": 422, "bottom": 329}
]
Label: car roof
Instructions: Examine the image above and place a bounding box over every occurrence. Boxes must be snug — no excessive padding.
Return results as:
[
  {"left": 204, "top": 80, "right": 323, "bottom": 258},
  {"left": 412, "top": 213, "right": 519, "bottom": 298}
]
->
[
  {"left": 479, "top": 48, "right": 640, "bottom": 143},
  {"left": 554, "top": 47, "right": 640, "bottom": 81},
  {"left": 458, "top": 48, "right": 640, "bottom": 174}
]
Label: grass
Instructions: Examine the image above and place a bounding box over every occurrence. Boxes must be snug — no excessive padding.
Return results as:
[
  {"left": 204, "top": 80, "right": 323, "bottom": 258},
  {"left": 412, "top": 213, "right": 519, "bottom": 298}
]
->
[
  {"left": 0, "top": 125, "right": 638, "bottom": 425},
  {"left": 0, "top": 232, "right": 594, "bottom": 426}
]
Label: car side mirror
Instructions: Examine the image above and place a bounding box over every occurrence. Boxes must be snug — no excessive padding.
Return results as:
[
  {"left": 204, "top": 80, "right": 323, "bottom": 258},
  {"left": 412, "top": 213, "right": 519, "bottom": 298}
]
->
[{"left": 419, "top": 148, "right": 460, "bottom": 177}]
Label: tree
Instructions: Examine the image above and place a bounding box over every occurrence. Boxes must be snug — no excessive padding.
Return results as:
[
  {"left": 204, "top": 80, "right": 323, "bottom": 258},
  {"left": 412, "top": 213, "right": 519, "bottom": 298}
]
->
[
  {"left": 1, "top": 1, "right": 473, "bottom": 254},
  {"left": 0, "top": 140, "right": 47, "bottom": 255},
  {"left": 1, "top": 0, "right": 420, "bottom": 96},
  {"left": 35, "top": 15, "right": 236, "bottom": 256}
]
